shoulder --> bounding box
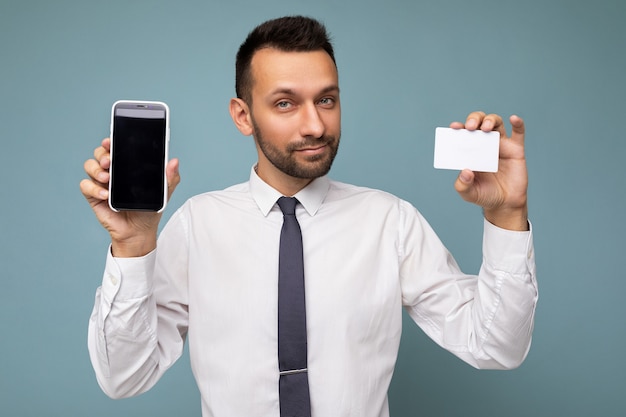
[175,181,255,214]
[322,180,430,239]
[325,179,421,221]
[327,179,407,206]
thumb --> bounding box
[166,158,181,201]
[454,169,477,203]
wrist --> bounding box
[111,234,157,258]
[484,206,529,231]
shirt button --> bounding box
[109,275,119,286]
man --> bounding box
[81,16,537,417]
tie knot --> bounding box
[277,197,298,216]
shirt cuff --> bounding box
[482,219,534,274]
[101,245,156,303]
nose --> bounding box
[299,102,325,139]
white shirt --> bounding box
[88,168,538,417]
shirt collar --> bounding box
[249,166,330,217]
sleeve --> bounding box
[399,201,538,370]
[87,206,190,398]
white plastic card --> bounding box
[433,127,500,172]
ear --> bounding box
[229,98,254,136]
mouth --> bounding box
[296,144,327,152]
[294,144,329,158]
[294,143,328,156]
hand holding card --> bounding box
[439,112,529,231]
[433,127,500,172]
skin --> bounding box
[80,48,528,258]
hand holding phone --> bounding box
[109,100,170,212]
[79,100,178,257]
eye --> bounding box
[318,97,336,107]
[276,100,293,110]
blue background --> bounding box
[1,0,624,415]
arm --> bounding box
[86,213,190,398]
[402,113,536,368]
[81,138,186,397]
[400,204,537,369]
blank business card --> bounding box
[433,127,500,173]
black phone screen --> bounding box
[110,107,167,211]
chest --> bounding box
[185,206,402,340]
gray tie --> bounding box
[277,197,311,417]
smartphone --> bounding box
[109,100,170,212]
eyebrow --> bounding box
[269,85,340,97]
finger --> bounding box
[94,139,110,158]
[79,178,108,201]
[464,111,486,130]
[100,138,112,169]
[166,158,181,200]
[94,145,111,170]
[509,114,525,146]
[453,169,478,203]
[84,158,109,184]
[480,113,505,135]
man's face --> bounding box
[248,48,341,181]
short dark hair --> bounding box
[235,16,336,103]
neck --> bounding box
[254,164,313,197]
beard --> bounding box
[251,115,340,180]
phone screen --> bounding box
[110,102,168,211]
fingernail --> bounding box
[466,119,477,129]
[99,189,108,198]
[460,171,472,183]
